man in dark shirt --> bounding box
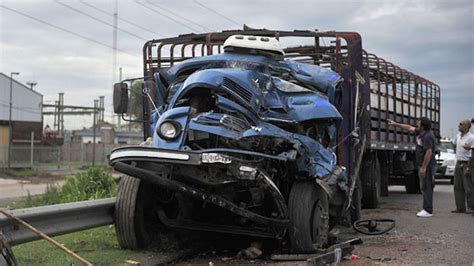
[387,117,436,217]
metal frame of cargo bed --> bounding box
[363,52,440,151]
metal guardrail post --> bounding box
[0,198,115,246]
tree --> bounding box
[128,80,144,121]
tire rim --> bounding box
[310,199,327,248]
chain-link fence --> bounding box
[0,143,122,170]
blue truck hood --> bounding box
[166,58,342,123]
[163,52,342,101]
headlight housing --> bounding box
[157,120,181,140]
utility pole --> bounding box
[8,72,20,169]
[53,100,58,131]
[112,0,118,82]
[58,93,64,136]
[92,99,98,166]
[118,67,122,128]
[99,96,105,122]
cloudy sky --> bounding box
[0,0,472,136]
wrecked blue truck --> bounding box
[109,28,440,253]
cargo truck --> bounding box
[109,27,440,251]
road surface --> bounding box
[173,181,474,264]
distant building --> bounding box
[71,122,143,144]
[0,73,43,164]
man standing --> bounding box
[451,119,474,214]
[387,117,436,217]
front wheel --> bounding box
[115,175,160,249]
[288,181,329,253]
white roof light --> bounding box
[223,35,284,55]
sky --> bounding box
[0,0,473,137]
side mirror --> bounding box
[113,83,128,114]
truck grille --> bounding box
[194,113,251,132]
[222,77,253,104]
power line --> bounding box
[0,4,140,58]
[134,0,202,33]
[0,102,42,115]
[55,0,148,41]
[79,0,165,37]
[193,0,241,27]
[145,0,215,32]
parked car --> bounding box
[436,139,456,184]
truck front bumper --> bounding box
[109,145,290,166]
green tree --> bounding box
[128,80,144,121]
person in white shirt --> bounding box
[452,119,474,214]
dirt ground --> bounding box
[173,180,474,265]
[0,169,75,207]
[348,181,474,265]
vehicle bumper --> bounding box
[109,145,290,166]
[435,165,454,178]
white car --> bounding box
[436,139,456,184]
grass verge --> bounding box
[12,225,158,265]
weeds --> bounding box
[13,166,117,208]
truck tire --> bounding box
[378,152,390,197]
[405,171,420,194]
[115,175,158,249]
[350,177,362,223]
[360,153,381,209]
[289,181,329,253]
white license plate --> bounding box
[201,153,232,164]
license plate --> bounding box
[201,153,232,164]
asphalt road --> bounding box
[175,181,474,265]
[349,181,474,264]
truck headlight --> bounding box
[157,120,181,140]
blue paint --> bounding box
[149,51,345,179]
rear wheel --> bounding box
[350,177,362,223]
[378,152,390,197]
[288,181,329,253]
[361,153,381,209]
[115,175,160,249]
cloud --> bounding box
[1,0,472,134]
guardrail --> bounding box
[0,198,115,246]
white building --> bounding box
[0,73,43,165]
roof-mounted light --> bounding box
[223,35,284,56]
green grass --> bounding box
[0,168,40,178]
[8,166,162,264]
[12,225,157,265]
[11,166,117,209]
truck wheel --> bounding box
[361,153,381,209]
[378,152,389,197]
[405,171,420,194]
[288,181,329,253]
[350,177,362,223]
[115,175,158,249]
